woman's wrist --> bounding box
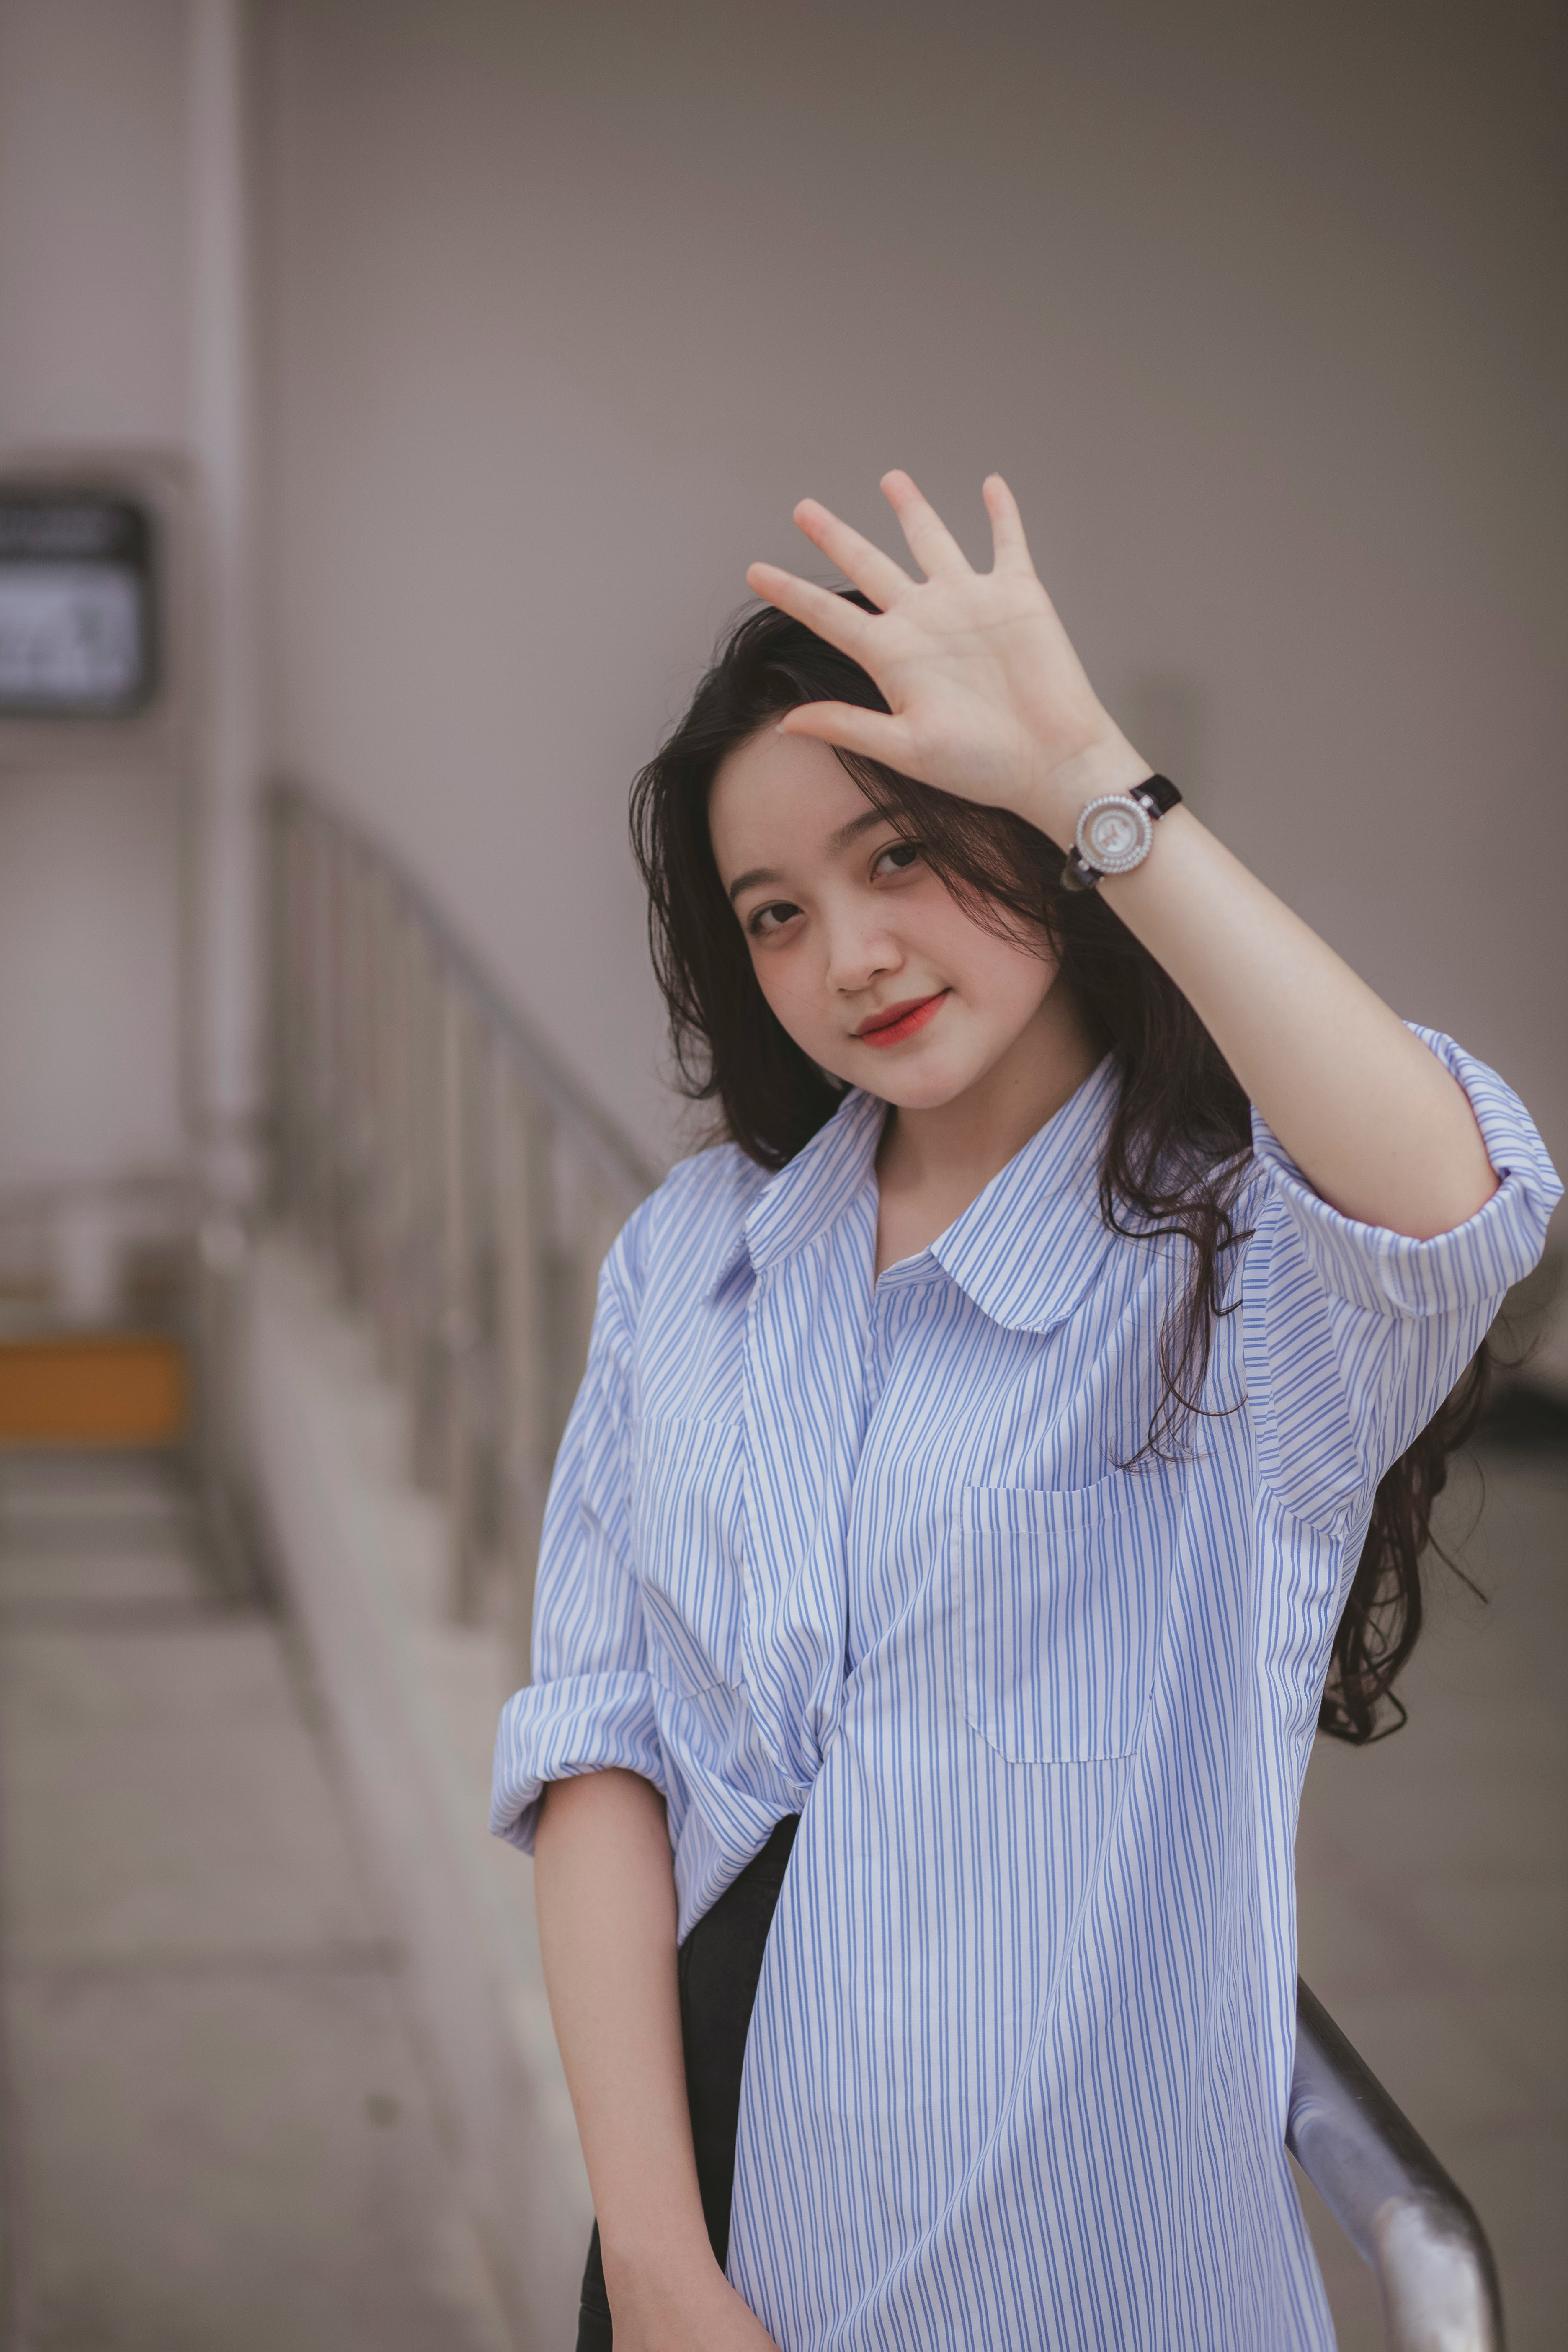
[601,2212,719,2290]
[602,2227,743,2344]
[1019,730,1155,849]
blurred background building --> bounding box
[0,3,1562,2348]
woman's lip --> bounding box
[855,991,948,1047]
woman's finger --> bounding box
[879,470,972,579]
[744,562,880,657]
[791,498,913,610]
[983,473,1035,575]
[776,699,910,767]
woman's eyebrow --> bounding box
[829,808,887,853]
[727,865,782,903]
[726,812,889,903]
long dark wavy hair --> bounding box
[629,592,1493,1743]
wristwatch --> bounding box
[1061,774,1183,891]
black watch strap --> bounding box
[1131,773,1182,820]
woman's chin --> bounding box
[851,1052,985,1112]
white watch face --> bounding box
[1080,796,1152,873]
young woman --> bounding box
[492,472,1558,2352]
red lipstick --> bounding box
[855,991,948,1048]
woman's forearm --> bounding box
[533,1770,712,2289]
[535,1775,784,2349]
[1061,778,1498,1239]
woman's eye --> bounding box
[874,840,923,877]
[748,900,800,938]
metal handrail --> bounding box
[266,779,655,1659]
[1290,1978,1506,2349]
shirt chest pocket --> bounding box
[961,1471,1180,1764]
[632,1410,747,1697]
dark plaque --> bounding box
[0,494,156,716]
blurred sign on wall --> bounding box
[0,450,200,1358]
[0,450,195,776]
[0,491,157,717]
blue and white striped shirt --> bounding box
[492,1030,1558,2349]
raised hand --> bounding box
[744,471,1150,847]
[748,470,1500,1240]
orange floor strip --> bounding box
[0,1334,188,1446]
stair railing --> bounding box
[266,778,655,1655]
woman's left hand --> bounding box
[745,471,1147,846]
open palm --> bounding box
[744,472,1141,839]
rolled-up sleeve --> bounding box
[1243,1026,1562,1528]
[490,1201,666,1854]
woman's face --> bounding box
[709,726,1071,1112]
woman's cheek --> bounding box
[755,957,826,1056]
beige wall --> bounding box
[0,0,191,1207]
[257,0,1567,1184]
[0,0,191,444]
[0,0,1560,1203]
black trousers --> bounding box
[575,1814,799,2349]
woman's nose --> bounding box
[824,909,901,996]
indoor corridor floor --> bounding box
[0,1451,511,2352]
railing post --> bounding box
[442,992,490,1621]
[338,834,374,1311]
[304,800,335,1256]
[495,1068,555,1682]
[265,789,294,1220]
[328,820,360,1300]
[381,895,420,1396]
[407,925,447,1493]
[360,861,394,1367]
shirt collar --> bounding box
[928,1053,1122,1333]
[702,1086,883,1302]
[706,1057,1121,1333]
